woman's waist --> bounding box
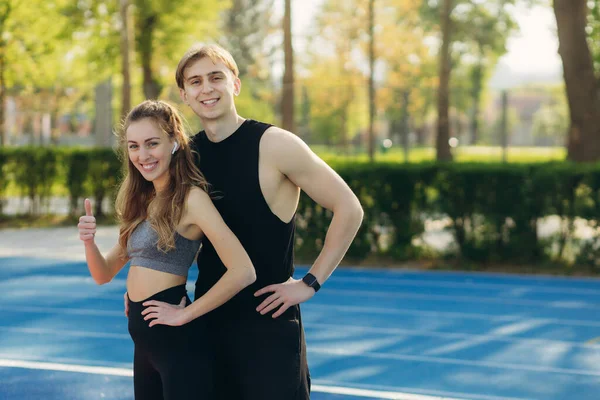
[127,266,188,302]
[127,283,189,315]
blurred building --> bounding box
[3,88,109,147]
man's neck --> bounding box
[202,113,246,143]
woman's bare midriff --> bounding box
[127,266,187,301]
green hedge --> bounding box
[299,160,600,270]
[1,147,123,217]
[1,147,600,269]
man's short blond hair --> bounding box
[175,44,239,89]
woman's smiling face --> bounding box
[126,117,175,191]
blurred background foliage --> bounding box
[1,0,591,159]
[3,0,600,271]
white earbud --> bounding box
[171,142,179,154]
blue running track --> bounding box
[1,256,599,400]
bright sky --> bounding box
[499,4,562,75]
[287,0,562,77]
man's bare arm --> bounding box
[263,127,363,285]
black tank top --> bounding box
[191,120,296,320]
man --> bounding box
[138,44,363,399]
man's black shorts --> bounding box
[201,304,310,400]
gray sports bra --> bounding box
[127,220,201,277]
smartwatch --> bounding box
[302,273,321,293]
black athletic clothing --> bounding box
[210,305,310,400]
[127,285,215,400]
[192,120,296,319]
[191,120,311,399]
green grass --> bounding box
[0,213,116,229]
[311,145,566,163]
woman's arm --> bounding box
[78,198,129,285]
[142,188,255,326]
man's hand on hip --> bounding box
[254,277,315,318]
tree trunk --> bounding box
[414,126,426,146]
[138,13,161,99]
[281,0,295,132]
[300,85,310,141]
[120,0,133,120]
[436,0,453,161]
[400,90,410,163]
[225,0,249,78]
[367,0,376,161]
[500,90,508,162]
[469,56,483,145]
[0,48,5,147]
[95,79,113,147]
[340,110,348,151]
[0,2,11,147]
[554,0,600,162]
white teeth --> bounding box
[202,99,217,105]
[142,162,157,171]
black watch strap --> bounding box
[302,273,321,293]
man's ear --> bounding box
[179,88,188,104]
[234,77,241,96]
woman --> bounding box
[77,100,255,400]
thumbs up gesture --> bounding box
[78,198,96,243]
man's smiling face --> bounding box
[180,57,241,121]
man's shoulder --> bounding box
[243,119,274,135]
[260,126,310,164]
[262,126,299,144]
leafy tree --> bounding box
[531,98,568,146]
[586,0,600,70]
[133,0,224,99]
[301,0,369,147]
[65,0,224,99]
[0,0,70,145]
[554,0,600,161]
[421,0,531,159]
[367,0,375,160]
[377,0,437,148]
[455,4,517,144]
[214,0,276,126]
[220,0,275,79]
[300,58,367,147]
[435,0,454,161]
[120,0,133,119]
[281,0,295,132]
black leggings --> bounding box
[128,284,214,400]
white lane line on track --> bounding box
[2,328,598,377]
[3,303,600,328]
[3,324,599,350]
[311,347,600,377]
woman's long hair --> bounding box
[115,100,208,257]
